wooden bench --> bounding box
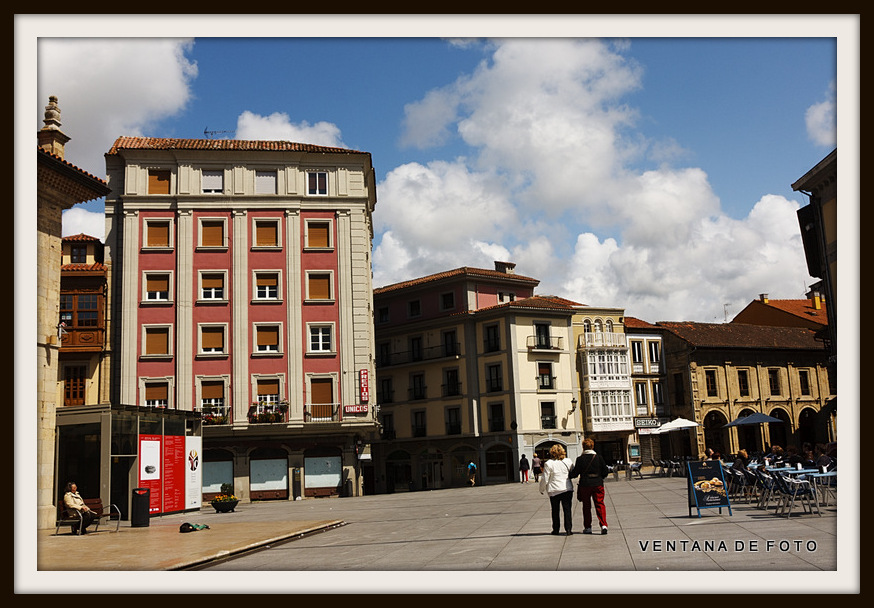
[55,498,121,535]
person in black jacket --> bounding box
[569,438,611,534]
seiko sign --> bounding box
[634,417,663,429]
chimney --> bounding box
[759,293,769,303]
[812,293,822,310]
[494,261,516,274]
[37,95,70,160]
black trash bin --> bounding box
[131,487,150,527]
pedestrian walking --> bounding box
[532,454,542,482]
[539,444,575,535]
[569,438,610,535]
[519,454,530,483]
[467,460,477,486]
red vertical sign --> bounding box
[359,369,369,403]
[163,435,185,513]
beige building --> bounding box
[36,96,110,528]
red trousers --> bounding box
[577,485,608,529]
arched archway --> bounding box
[798,407,819,449]
[203,448,235,500]
[303,446,342,498]
[249,446,289,500]
[386,449,411,493]
[417,448,444,490]
[485,443,514,482]
[703,410,729,458]
[767,408,791,450]
[734,408,761,455]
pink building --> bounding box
[104,137,379,500]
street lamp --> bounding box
[571,397,578,412]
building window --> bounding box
[199,325,226,355]
[306,272,333,301]
[309,377,335,421]
[254,272,280,301]
[488,403,505,432]
[737,369,750,397]
[200,272,225,301]
[534,323,551,348]
[378,377,394,404]
[70,244,87,264]
[144,219,172,248]
[768,369,781,396]
[705,369,718,397]
[443,368,461,397]
[307,171,328,196]
[144,382,169,407]
[442,330,458,357]
[652,381,664,413]
[60,293,100,327]
[412,410,426,437]
[381,412,395,439]
[484,324,500,352]
[255,170,277,195]
[201,170,223,194]
[308,325,334,354]
[648,341,660,364]
[410,373,426,400]
[305,220,332,249]
[199,218,226,248]
[255,324,281,354]
[540,402,556,429]
[63,365,87,406]
[635,381,648,415]
[253,219,280,248]
[200,381,227,421]
[377,342,391,367]
[631,340,643,364]
[377,307,389,324]
[408,299,421,318]
[441,291,455,311]
[143,326,171,357]
[144,273,171,302]
[799,369,811,396]
[673,373,685,405]
[498,292,515,302]
[486,364,503,392]
[538,362,554,390]
[446,407,461,435]
[409,336,423,362]
[256,379,281,410]
[148,169,170,195]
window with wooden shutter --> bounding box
[256,326,279,352]
[255,221,278,247]
[255,273,279,299]
[201,381,223,400]
[307,222,330,248]
[201,326,224,353]
[145,383,169,407]
[148,170,171,194]
[309,378,334,420]
[255,170,276,194]
[145,327,169,355]
[201,220,224,247]
[146,221,170,247]
[257,379,280,406]
[308,273,331,300]
[146,274,170,300]
[201,273,224,299]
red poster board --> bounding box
[163,434,186,513]
[138,434,163,513]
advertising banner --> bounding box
[138,434,162,513]
[185,436,203,509]
[686,460,732,517]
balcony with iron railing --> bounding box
[527,334,563,351]
[408,386,428,401]
[200,403,232,426]
[377,343,462,368]
[579,332,627,349]
[248,401,289,424]
[442,382,463,397]
[445,422,462,435]
[305,402,340,422]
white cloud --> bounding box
[805,81,837,147]
[61,207,106,242]
[37,38,198,176]
[235,111,347,148]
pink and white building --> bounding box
[104,137,379,500]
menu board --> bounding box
[686,460,732,517]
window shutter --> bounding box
[201,221,224,247]
[145,328,169,354]
[257,379,279,396]
[310,378,333,404]
[202,170,223,192]
[256,274,278,287]
[148,170,170,194]
[146,275,169,293]
[201,327,224,350]
[202,274,223,289]
[201,381,223,400]
[147,222,170,247]
[257,326,279,348]
[255,221,278,246]
[145,383,168,401]
[255,171,276,194]
[308,222,330,248]
[308,274,331,300]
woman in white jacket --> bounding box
[539,444,575,535]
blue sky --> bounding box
[20,15,857,324]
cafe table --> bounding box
[807,471,837,506]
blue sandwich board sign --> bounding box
[687,460,732,517]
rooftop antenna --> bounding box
[204,127,235,139]
[723,303,731,322]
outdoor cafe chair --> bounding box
[771,470,821,518]
[752,468,777,509]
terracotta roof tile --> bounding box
[657,321,824,350]
[38,147,108,186]
[106,136,369,156]
[624,316,657,329]
[62,263,107,272]
[63,233,102,242]
[374,266,539,294]
[472,295,583,315]
[762,298,828,324]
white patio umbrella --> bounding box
[655,417,699,433]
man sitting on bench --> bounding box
[63,482,96,535]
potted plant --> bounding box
[210,483,239,513]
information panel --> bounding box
[686,460,732,517]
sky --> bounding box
[14,14,860,594]
[20,16,856,326]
